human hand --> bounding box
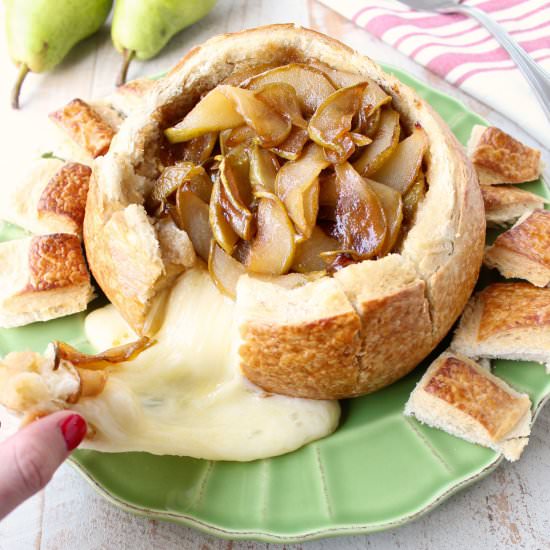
[0,411,87,520]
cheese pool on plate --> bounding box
[81,268,340,461]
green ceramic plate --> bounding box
[1,66,548,543]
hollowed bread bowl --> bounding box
[84,24,485,399]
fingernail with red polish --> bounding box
[59,414,87,451]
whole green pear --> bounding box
[4,0,113,108]
[111,0,217,85]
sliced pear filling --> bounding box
[157,63,427,294]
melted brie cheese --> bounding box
[81,268,339,461]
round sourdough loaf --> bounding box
[84,24,485,399]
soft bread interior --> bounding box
[404,351,531,461]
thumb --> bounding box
[0,411,87,520]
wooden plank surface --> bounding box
[0,1,549,548]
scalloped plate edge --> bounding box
[64,65,549,542]
[68,391,549,543]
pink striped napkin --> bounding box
[317,0,550,146]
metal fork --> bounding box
[400,0,550,125]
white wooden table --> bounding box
[1,1,549,548]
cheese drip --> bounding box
[80,268,339,461]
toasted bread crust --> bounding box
[37,163,91,235]
[84,24,484,398]
[477,283,550,341]
[49,99,115,158]
[481,184,546,226]
[484,210,550,286]
[470,126,541,184]
[240,311,361,399]
[355,280,432,393]
[424,355,530,440]
[27,234,89,292]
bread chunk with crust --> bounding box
[484,209,550,287]
[49,98,115,159]
[467,125,542,185]
[452,282,550,370]
[0,234,94,328]
[405,351,531,461]
[481,185,547,227]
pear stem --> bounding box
[11,64,30,110]
[116,49,135,87]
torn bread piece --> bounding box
[481,184,547,227]
[404,351,531,461]
[0,234,94,328]
[484,209,550,287]
[0,338,150,425]
[1,158,91,237]
[467,125,542,185]
[49,98,116,159]
[452,282,550,370]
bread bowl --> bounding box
[83,24,485,400]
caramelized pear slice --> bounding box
[245,191,295,275]
[208,240,246,299]
[360,108,381,138]
[174,189,212,261]
[219,155,254,240]
[53,338,153,371]
[334,163,387,259]
[249,142,279,193]
[256,83,307,129]
[165,89,245,142]
[151,162,212,206]
[353,108,400,176]
[220,63,280,86]
[226,125,257,148]
[361,79,392,115]
[270,126,309,161]
[209,178,239,254]
[309,60,391,114]
[371,126,428,194]
[403,171,426,225]
[368,179,403,255]
[350,133,373,147]
[181,132,218,164]
[218,85,291,148]
[323,134,356,164]
[308,83,367,160]
[319,170,337,207]
[292,226,340,273]
[244,63,335,116]
[275,143,330,238]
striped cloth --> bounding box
[318,0,550,146]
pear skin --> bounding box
[111,0,216,86]
[4,0,112,108]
